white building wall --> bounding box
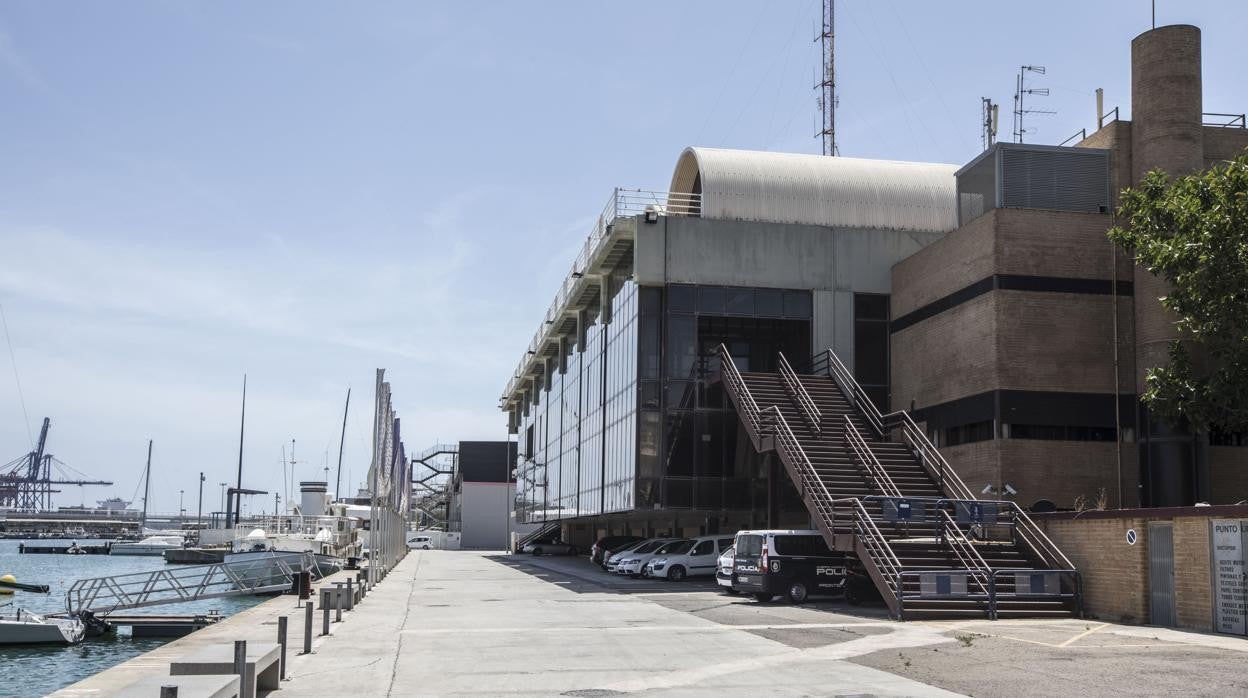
[459,482,514,549]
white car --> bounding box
[616,539,690,577]
[716,545,737,593]
[605,538,674,573]
[645,535,735,581]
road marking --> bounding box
[1058,622,1109,647]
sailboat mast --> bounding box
[140,439,152,532]
[335,387,350,500]
[234,374,247,526]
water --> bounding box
[0,539,262,697]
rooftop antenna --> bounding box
[982,98,999,150]
[815,0,838,155]
[1012,65,1055,143]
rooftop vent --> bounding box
[955,143,1110,226]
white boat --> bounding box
[224,482,362,583]
[0,610,84,645]
[110,535,185,556]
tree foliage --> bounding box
[1108,152,1248,433]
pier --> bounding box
[18,543,112,555]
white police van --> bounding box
[731,529,849,603]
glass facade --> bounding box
[514,281,812,526]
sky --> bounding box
[0,1,1244,515]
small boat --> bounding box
[110,535,185,556]
[0,610,84,645]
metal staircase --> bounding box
[718,344,1080,620]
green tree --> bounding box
[1108,152,1248,433]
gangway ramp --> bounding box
[65,552,316,614]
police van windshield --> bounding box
[736,534,763,558]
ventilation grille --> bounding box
[1000,147,1109,214]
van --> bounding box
[644,535,735,581]
[731,529,849,603]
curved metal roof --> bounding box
[668,147,958,233]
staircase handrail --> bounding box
[843,416,902,498]
[881,410,978,503]
[813,349,884,435]
[777,352,822,437]
[937,509,994,602]
[833,496,905,598]
[717,344,766,442]
[1006,503,1077,571]
[516,521,561,549]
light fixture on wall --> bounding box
[644,205,660,224]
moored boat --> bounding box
[0,610,84,645]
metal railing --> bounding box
[1203,112,1247,128]
[844,416,901,498]
[777,352,822,436]
[937,509,994,613]
[66,552,316,614]
[717,345,766,443]
[1057,128,1088,147]
[811,349,884,436]
[501,188,703,406]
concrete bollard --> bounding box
[321,589,331,636]
[277,616,288,680]
[346,577,355,610]
[334,583,344,622]
[302,601,314,654]
[233,640,247,688]
[160,686,178,698]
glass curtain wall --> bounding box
[656,284,812,515]
[514,278,640,524]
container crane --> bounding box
[0,418,113,511]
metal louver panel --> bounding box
[999,146,1109,213]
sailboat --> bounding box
[111,440,185,556]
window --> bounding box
[1007,424,1118,442]
[668,285,696,312]
[944,420,995,446]
[736,534,762,557]
[692,540,715,556]
[773,535,833,556]
[524,424,535,459]
[725,288,753,316]
[698,286,725,315]
[754,289,783,317]
[1210,429,1248,447]
[783,291,812,318]
[717,538,734,551]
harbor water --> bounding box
[0,539,262,697]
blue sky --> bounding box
[0,1,1244,515]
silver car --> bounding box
[617,539,691,577]
[606,538,676,573]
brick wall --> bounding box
[1039,515,1148,624]
[1172,516,1212,629]
[891,210,997,318]
[942,440,1126,509]
[996,291,1131,395]
[891,293,997,410]
[1038,506,1248,633]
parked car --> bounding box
[408,535,433,550]
[617,539,691,577]
[716,545,737,593]
[646,535,735,581]
[522,539,579,556]
[605,538,675,573]
[590,535,645,565]
[731,529,850,603]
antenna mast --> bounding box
[982,98,999,150]
[1012,65,1055,143]
[816,0,838,155]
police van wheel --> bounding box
[752,593,775,602]
[787,581,808,604]
[668,566,686,582]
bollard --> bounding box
[277,616,288,680]
[334,583,343,622]
[302,600,314,654]
[321,589,331,636]
[346,577,355,610]
[160,686,178,698]
[233,640,247,690]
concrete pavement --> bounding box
[280,550,962,696]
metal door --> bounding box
[1149,522,1176,627]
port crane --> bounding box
[1,418,113,511]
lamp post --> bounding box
[197,472,205,533]
[179,490,184,525]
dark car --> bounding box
[590,535,645,566]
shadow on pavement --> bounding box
[486,553,894,622]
